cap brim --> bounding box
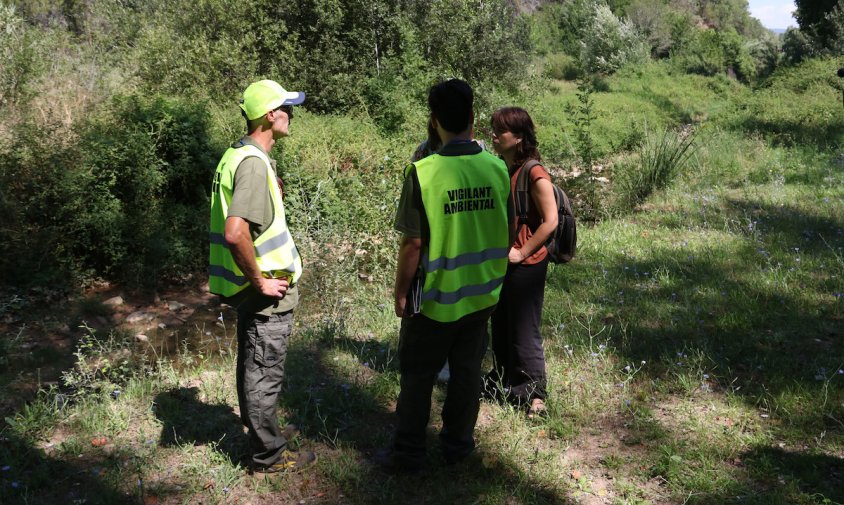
[282,92,305,105]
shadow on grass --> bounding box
[551,193,843,380]
[0,431,133,504]
[546,193,844,453]
[729,116,844,150]
[280,331,571,504]
[696,447,844,505]
[153,387,248,466]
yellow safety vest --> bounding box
[414,150,510,322]
[208,144,302,297]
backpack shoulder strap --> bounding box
[514,159,542,240]
[515,159,542,217]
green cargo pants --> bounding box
[236,310,293,467]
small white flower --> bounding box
[640,361,646,365]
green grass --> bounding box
[2,60,843,504]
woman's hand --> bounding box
[508,247,525,264]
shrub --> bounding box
[782,28,820,65]
[717,57,844,148]
[556,0,598,57]
[626,0,675,57]
[529,2,568,55]
[0,4,43,107]
[0,93,216,287]
[544,52,583,81]
[74,94,217,284]
[673,28,726,77]
[580,3,650,74]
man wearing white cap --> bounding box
[208,80,315,473]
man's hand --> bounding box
[394,294,408,318]
[258,277,289,300]
[508,246,525,264]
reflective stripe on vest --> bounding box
[208,144,303,297]
[414,150,510,322]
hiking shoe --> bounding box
[526,398,547,420]
[373,448,425,476]
[253,450,316,474]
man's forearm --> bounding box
[224,216,263,289]
[394,236,422,300]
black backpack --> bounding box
[514,160,577,263]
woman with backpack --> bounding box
[486,107,558,419]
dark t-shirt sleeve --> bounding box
[394,166,424,238]
[228,156,269,227]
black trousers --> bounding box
[236,310,293,467]
[489,256,549,403]
[392,307,493,464]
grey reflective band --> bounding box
[254,230,290,256]
[423,247,509,272]
[421,276,504,305]
[208,265,246,286]
[278,260,298,275]
[209,232,228,246]
[212,233,299,262]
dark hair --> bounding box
[428,79,473,134]
[426,118,442,152]
[491,107,540,165]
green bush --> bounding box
[0,4,43,107]
[673,28,726,77]
[782,27,820,64]
[544,52,583,81]
[273,111,404,297]
[717,57,844,147]
[129,0,530,115]
[580,3,650,74]
[626,0,676,57]
[672,27,761,82]
[554,0,597,57]
[0,93,216,287]
[76,94,217,284]
[529,2,568,55]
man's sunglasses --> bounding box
[274,104,294,119]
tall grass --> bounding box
[612,127,696,212]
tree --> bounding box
[795,0,841,48]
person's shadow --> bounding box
[153,387,248,465]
